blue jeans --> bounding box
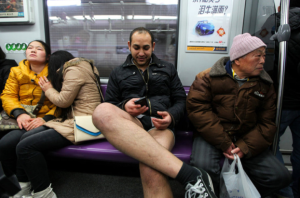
[276,109,300,198]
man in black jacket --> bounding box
[274,1,300,197]
[93,27,217,198]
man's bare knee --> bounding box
[92,103,118,130]
[92,103,142,132]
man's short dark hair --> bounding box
[129,27,155,46]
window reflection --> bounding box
[47,0,178,77]
[243,0,276,72]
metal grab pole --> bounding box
[272,0,290,155]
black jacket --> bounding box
[274,7,300,109]
[0,59,17,111]
[105,54,186,127]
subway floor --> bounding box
[48,158,185,198]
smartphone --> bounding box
[134,96,148,107]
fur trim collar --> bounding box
[209,57,273,84]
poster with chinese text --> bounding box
[186,0,233,53]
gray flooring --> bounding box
[48,158,185,198]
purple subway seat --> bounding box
[184,86,190,95]
[48,85,193,164]
[100,84,107,98]
[48,130,193,164]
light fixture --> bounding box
[47,0,81,6]
[126,15,177,20]
[49,16,59,20]
[94,15,122,20]
[127,15,152,20]
[146,0,177,5]
[73,16,91,20]
[154,16,177,20]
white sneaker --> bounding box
[185,167,217,198]
[9,182,31,198]
[21,184,57,198]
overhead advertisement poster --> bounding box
[186,0,233,53]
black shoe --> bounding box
[185,167,217,198]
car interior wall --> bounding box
[274,0,280,11]
[0,0,46,64]
[0,0,281,79]
[177,0,246,86]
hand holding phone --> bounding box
[134,96,148,107]
[125,98,149,117]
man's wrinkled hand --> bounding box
[124,98,148,117]
[223,143,236,159]
[152,111,172,130]
[230,147,244,159]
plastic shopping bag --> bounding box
[219,158,230,198]
[221,154,261,198]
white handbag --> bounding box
[73,109,105,143]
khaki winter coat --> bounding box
[44,58,101,143]
[186,57,276,158]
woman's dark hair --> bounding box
[48,50,75,121]
[24,40,51,64]
[0,46,6,59]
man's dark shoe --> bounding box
[185,168,217,198]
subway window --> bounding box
[46,0,179,77]
[243,0,276,72]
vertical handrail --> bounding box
[272,0,290,155]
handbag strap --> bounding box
[89,63,104,102]
[32,91,45,115]
[71,105,76,120]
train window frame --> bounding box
[43,0,180,80]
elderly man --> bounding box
[186,33,291,197]
[93,27,217,198]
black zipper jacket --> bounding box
[105,53,186,127]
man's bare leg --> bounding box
[92,103,182,178]
[140,128,174,198]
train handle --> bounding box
[272,0,291,155]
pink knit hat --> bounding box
[230,33,267,61]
